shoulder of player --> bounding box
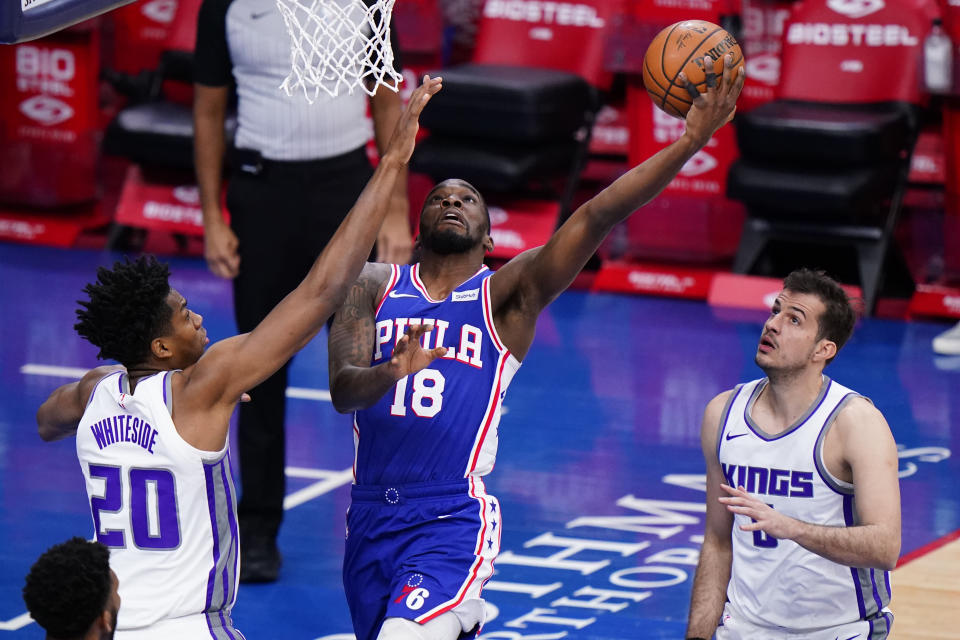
[76,366,125,403]
[173,336,244,404]
[832,395,889,437]
[349,262,394,308]
[703,389,736,425]
[488,248,542,307]
[700,389,736,453]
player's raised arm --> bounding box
[186,77,442,407]
[491,55,743,328]
[686,391,736,640]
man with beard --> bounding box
[327,55,743,640]
[34,77,442,639]
[23,537,122,640]
[685,269,900,640]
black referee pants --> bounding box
[226,146,374,543]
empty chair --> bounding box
[727,0,937,313]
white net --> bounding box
[275,0,403,101]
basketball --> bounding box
[642,20,744,119]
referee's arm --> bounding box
[193,0,238,278]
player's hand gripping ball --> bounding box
[642,20,744,118]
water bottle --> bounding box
[925,18,953,94]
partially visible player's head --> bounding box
[75,256,207,369]
[417,179,493,256]
[23,537,121,640]
[756,268,857,375]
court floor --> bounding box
[0,242,957,639]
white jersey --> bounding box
[76,371,240,638]
[717,376,892,632]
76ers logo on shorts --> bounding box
[394,573,430,610]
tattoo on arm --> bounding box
[329,268,385,373]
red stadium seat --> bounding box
[726,0,938,313]
[411,0,624,237]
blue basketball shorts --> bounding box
[343,477,501,640]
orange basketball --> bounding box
[642,20,744,119]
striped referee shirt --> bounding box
[194,0,402,161]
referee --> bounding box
[192,0,412,583]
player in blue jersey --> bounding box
[685,269,901,640]
[328,55,745,640]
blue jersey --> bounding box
[353,263,521,486]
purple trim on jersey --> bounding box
[219,459,239,611]
[743,378,833,441]
[118,373,124,393]
[844,494,868,619]
[715,384,743,459]
[869,569,884,619]
[226,452,240,607]
[86,371,122,407]
[217,607,233,639]
[202,457,238,640]
[216,460,237,640]
[203,462,221,615]
[812,393,857,496]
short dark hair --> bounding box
[782,268,857,365]
[74,256,172,367]
[23,537,112,638]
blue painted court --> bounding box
[0,242,957,638]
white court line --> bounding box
[0,612,33,631]
[285,387,332,402]
[20,363,89,378]
[284,467,353,510]
[21,364,332,402]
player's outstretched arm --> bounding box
[184,77,442,410]
[719,398,901,570]
[686,391,736,640]
[491,55,744,336]
[328,264,448,413]
[36,366,125,441]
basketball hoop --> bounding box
[275,0,404,102]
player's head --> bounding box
[417,179,493,256]
[756,268,857,374]
[74,256,208,370]
[23,537,121,640]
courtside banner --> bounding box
[908,285,960,319]
[0,206,108,246]
[487,199,560,260]
[709,273,861,310]
[114,165,208,236]
[592,261,715,299]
